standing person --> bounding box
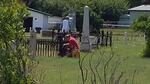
[64,34,80,58]
[62,16,70,32]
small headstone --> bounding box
[124,32,128,45]
[89,36,98,48]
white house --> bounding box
[128,5,150,25]
[24,8,51,32]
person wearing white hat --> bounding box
[62,16,70,32]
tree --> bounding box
[0,0,34,83]
[127,0,150,7]
[26,0,129,32]
[127,0,141,7]
[131,15,150,57]
[98,0,129,21]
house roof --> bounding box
[28,8,51,16]
[128,5,150,12]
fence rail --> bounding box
[26,30,113,57]
[96,30,112,47]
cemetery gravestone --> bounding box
[81,6,91,52]
[124,32,128,45]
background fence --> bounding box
[36,39,58,57]
[26,30,113,57]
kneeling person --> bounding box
[64,34,80,58]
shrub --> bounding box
[131,15,150,57]
[0,0,34,83]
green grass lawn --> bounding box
[32,28,150,84]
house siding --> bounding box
[29,11,44,30]
[130,11,150,24]
[43,15,49,31]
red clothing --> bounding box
[68,36,80,50]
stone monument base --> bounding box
[80,42,92,52]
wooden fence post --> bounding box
[79,32,82,42]
[110,31,112,46]
[96,30,100,48]
[57,32,64,57]
[52,29,55,42]
[101,30,104,46]
[29,28,36,58]
[106,31,109,46]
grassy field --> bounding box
[32,28,150,84]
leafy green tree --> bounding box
[98,0,129,21]
[127,0,141,7]
[26,0,129,32]
[127,0,150,7]
[131,15,150,57]
[0,0,34,83]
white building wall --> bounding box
[29,11,44,30]
[130,11,150,24]
[43,15,49,31]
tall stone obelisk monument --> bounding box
[81,6,91,52]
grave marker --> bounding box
[81,6,91,52]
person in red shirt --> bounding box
[64,34,80,58]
